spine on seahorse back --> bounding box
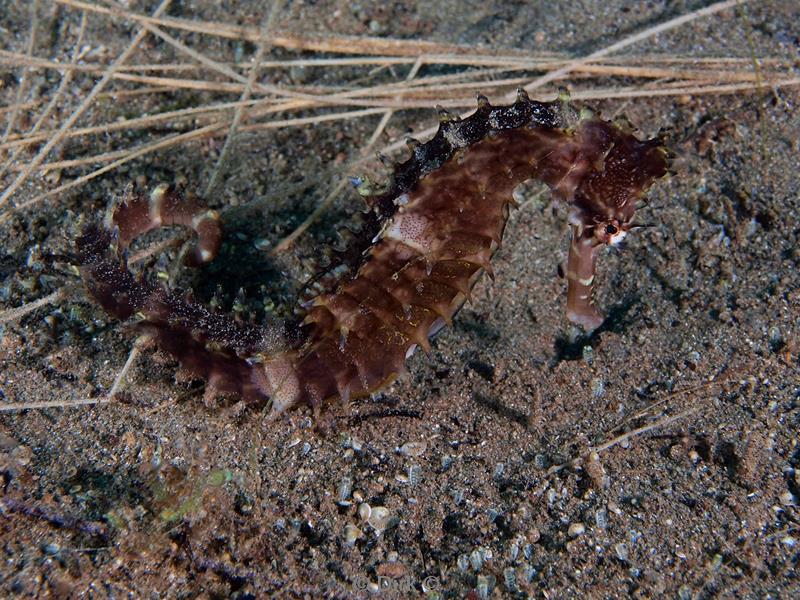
[76,93,667,415]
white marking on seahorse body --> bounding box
[192,209,220,229]
[384,211,435,254]
[262,355,301,413]
[149,184,168,226]
[608,230,627,245]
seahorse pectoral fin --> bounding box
[565,224,604,331]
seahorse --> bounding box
[76,92,669,415]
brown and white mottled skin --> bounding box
[77,93,668,416]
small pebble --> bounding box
[407,464,422,486]
[523,543,534,560]
[337,477,353,505]
[595,508,608,530]
[457,554,470,572]
[615,542,629,562]
[678,585,693,600]
[508,545,519,563]
[568,522,585,537]
[289,64,308,83]
[521,564,536,583]
[582,345,594,365]
[503,567,517,592]
[397,441,427,457]
[344,524,362,545]
[470,548,484,571]
[476,574,491,599]
[367,506,393,533]
[768,326,783,350]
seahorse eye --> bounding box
[604,221,628,246]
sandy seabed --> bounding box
[1,1,798,597]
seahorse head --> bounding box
[572,120,668,244]
[564,120,669,330]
